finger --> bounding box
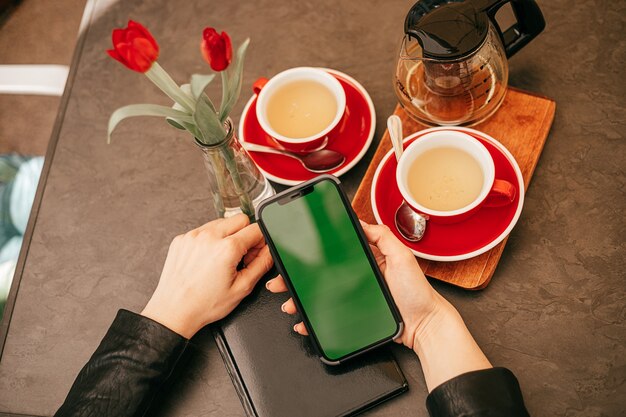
[360,220,409,257]
[211,213,250,237]
[196,217,224,232]
[265,274,289,293]
[293,322,309,336]
[243,243,264,266]
[369,243,386,271]
[369,243,383,259]
[234,245,273,294]
[281,298,298,314]
[243,233,268,264]
[230,223,264,252]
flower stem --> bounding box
[207,151,226,218]
[220,144,254,219]
[220,70,230,120]
[145,62,195,113]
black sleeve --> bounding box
[426,367,530,417]
[55,309,188,417]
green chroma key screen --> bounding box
[261,180,398,361]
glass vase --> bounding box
[195,119,274,219]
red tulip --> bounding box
[201,28,232,72]
[107,20,159,73]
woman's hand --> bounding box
[266,220,443,349]
[266,219,491,391]
[141,214,273,338]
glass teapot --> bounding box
[394,0,545,126]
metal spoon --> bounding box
[387,115,427,242]
[269,136,329,153]
[242,142,346,173]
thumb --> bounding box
[234,245,273,295]
[360,220,410,258]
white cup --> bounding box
[254,67,346,152]
[396,130,516,223]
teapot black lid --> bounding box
[405,0,489,60]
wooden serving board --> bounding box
[352,87,556,289]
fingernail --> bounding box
[265,280,271,289]
[281,303,286,312]
[293,324,299,332]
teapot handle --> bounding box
[483,0,545,58]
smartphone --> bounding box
[257,175,403,365]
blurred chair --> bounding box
[0,64,65,317]
[0,64,69,96]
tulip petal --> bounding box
[144,30,159,52]
[222,31,232,64]
[203,27,218,41]
[106,48,124,64]
[201,28,232,72]
[129,19,157,48]
[134,55,152,72]
[134,37,158,61]
[115,43,141,72]
[107,20,159,73]
[200,39,212,66]
[126,27,144,43]
[112,28,125,45]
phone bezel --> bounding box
[256,174,404,365]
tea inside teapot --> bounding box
[394,0,545,126]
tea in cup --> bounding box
[396,130,516,224]
[254,67,346,152]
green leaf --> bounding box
[107,104,193,143]
[194,95,227,144]
[180,83,192,98]
[188,79,218,114]
[219,38,250,122]
[166,119,186,130]
[191,74,216,100]
[171,87,193,113]
[167,89,196,133]
[165,87,203,138]
[145,62,195,112]
[168,117,202,138]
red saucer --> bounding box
[371,127,525,262]
[239,69,375,185]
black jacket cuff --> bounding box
[426,367,529,417]
[55,309,189,416]
[112,309,188,342]
[102,309,189,365]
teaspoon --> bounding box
[387,115,428,242]
[242,142,346,173]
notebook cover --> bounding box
[212,271,409,417]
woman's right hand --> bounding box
[266,220,492,391]
[266,220,448,350]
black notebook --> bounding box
[212,272,408,417]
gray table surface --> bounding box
[0,0,624,416]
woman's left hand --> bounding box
[141,214,274,338]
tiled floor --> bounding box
[0,0,86,155]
